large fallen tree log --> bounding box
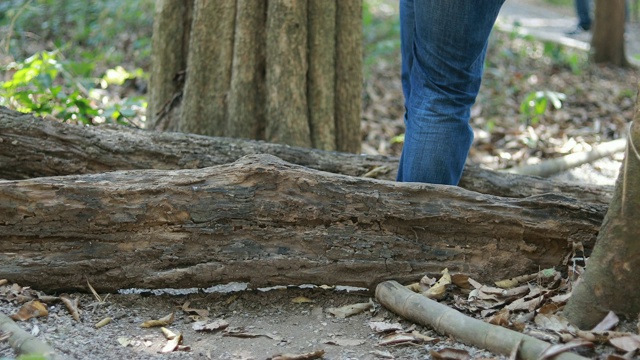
[0,106,612,204]
[0,154,604,293]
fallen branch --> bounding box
[0,106,612,204]
[375,280,589,360]
[504,138,626,177]
[0,314,58,359]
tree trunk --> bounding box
[0,106,613,205]
[0,154,603,293]
[563,86,640,329]
[227,0,267,140]
[178,0,236,136]
[591,0,630,67]
[147,0,363,152]
[146,0,193,132]
[265,0,311,147]
[335,0,363,153]
[307,0,336,151]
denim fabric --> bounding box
[575,0,591,30]
[397,0,504,185]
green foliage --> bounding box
[0,0,154,67]
[542,42,583,74]
[1,51,146,125]
[520,90,566,125]
[363,0,401,68]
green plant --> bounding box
[1,50,146,125]
[542,42,585,74]
[520,90,566,125]
[0,0,154,68]
[363,0,401,68]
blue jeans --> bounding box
[575,0,591,30]
[397,0,504,185]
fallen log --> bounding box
[505,138,626,177]
[0,154,604,293]
[0,106,613,204]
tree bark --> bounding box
[227,0,267,140]
[0,106,613,205]
[307,0,336,151]
[148,0,362,151]
[591,0,630,67]
[0,154,603,293]
[265,0,311,148]
[147,0,193,132]
[335,0,363,153]
[178,0,236,136]
[563,86,640,329]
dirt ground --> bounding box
[0,283,505,360]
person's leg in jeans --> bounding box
[575,0,591,30]
[397,0,505,185]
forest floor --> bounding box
[1,1,640,360]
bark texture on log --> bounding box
[0,107,613,205]
[0,154,604,293]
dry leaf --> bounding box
[420,274,437,287]
[10,300,49,321]
[507,295,544,312]
[410,330,438,343]
[161,327,178,340]
[592,311,620,331]
[323,338,365,346]
[223,329,282,341]
[450,273,471,289]
[495,273,537,288]
[0,279,8,286]
[423,269,451,299]
[609,335,640,352]
[192,319,229,332]
[327,301,373,318]
[160,332,182,353]
[140,312,175,328]
[181,301,210,318]
[429,347,470,360]
[117,337,131,347]
[376,333,416,346]
[370,349,395,359]
[406,283,427,293]
[534,313,574,333]
[291,296,314,304]
[538,339,592,359]
[95,317,112,329]
[488,307,510,326]
[268,349,325,360]
[61,296,80,321]
[368,321,403,333]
